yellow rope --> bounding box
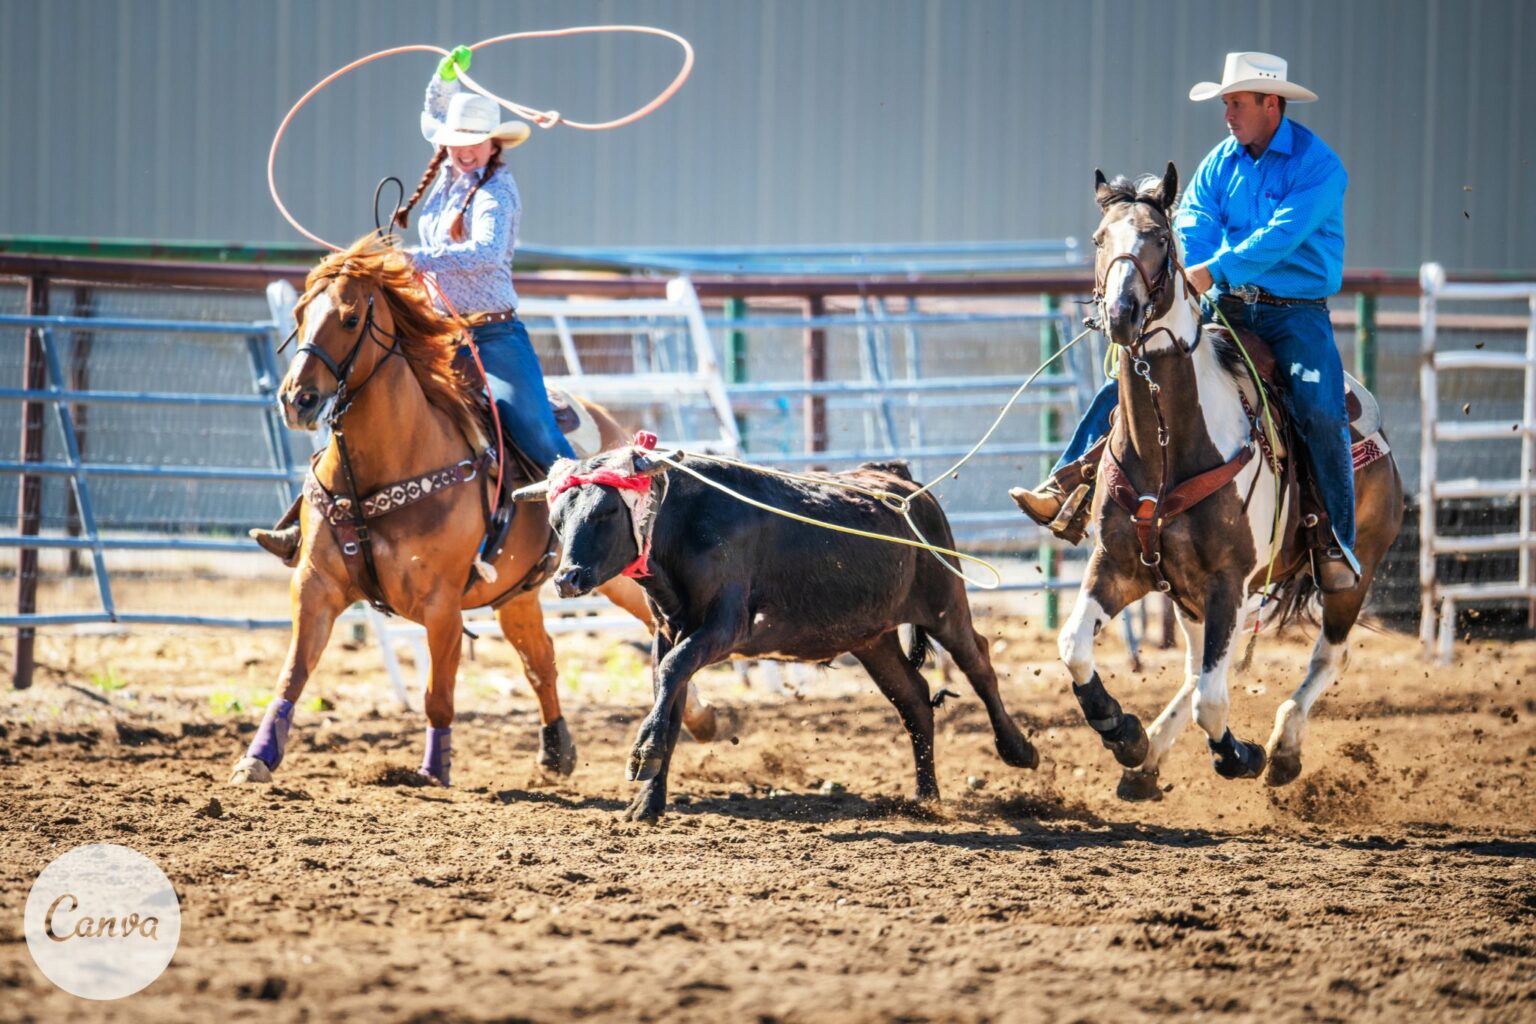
[651,451,1005,589]
[650,323,1097,589]
[1209,300,1286,606]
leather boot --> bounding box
[1009,461,1095,546]
[249,524,301,567]
[1010,479,1069,527]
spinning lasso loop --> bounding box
[644,324,1097,591]
[268,27,695,251]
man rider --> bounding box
[1010,52,1360,592]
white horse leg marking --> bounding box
[1265,631,1349,784]
[1115,610,1204,801]
[1192,608,1247,742]
[1141,614,1205,771]
[1061,586,1149,769]
[1193,603,1269,779]
[1058,589,1109,685]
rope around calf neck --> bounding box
[646,323,1096,590]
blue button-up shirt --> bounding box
[408,77,522,314]
[1175,117,1347,300]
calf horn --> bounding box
[511,481,550,502]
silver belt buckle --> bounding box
[1234,284,1261,306]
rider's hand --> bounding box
[437,45,472,81]
[1188,262,1215,296]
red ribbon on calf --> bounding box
[545,432,663,578]
[547,468,653,503]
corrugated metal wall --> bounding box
[1,0,1530,270]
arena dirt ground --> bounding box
[0,604,1533,1023]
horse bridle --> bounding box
[293,292,408,424]
[291,285,407,613]
[1092,199,1259,605]
[1090,198,1195,358]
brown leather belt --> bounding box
[1221,286,1327,308]
[467,308,518,327]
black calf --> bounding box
[528,447,1038,822]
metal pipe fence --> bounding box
[2,244,1512,690]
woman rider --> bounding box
[252,46,575,563]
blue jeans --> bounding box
[1051,298,1356,550]
[467,318,575,472]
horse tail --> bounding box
[1268,572,1321,634]
[906,625,930,670]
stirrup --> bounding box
[1313,546,1360,593]
[1049,483,1091,535]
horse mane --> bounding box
[305,235,488,449]
[1098,173,1170,209]
[1205,328,1255,385]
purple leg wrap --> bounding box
[420,726,452,786]
[247,698,296,770]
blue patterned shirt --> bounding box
[1175,117,1347,300]
[408,77,521,313]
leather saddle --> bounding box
[1208,323,1375,436]
[449,352,605,600]
[450,351,604,478]
[1196,323,1388,550]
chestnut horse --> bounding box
[228,236,716,787]
[1056,166,1403,800]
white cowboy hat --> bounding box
[1189,52,1318,103]
[427,92,531,150]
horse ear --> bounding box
[1158,161,1179,211]
[1094,169,1114,209]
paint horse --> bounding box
[1056,165,1403,799]
[228,236,716,787]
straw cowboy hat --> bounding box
[1189,52,1318,103]
[427,92,531,150]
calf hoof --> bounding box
[1100,713,1150,768]
[996,731,1040,770]
[537,718,577,776]
[622,786,666,824]
[626,745,664,783]
[1209,730,1266,780]
[1265,749,1303,787]
[1116,767,1163,802]
[228,756,273,785]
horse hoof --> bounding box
[683,704,719,743]
[1104,713,1150,768]
[416,768,449,788]
[997,732,1040,770]
[1265,750,1303,787]
[228,756,273,785]
[537,718,577,776]
[1209,730,1266,780]
[1116,767,1163,802]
